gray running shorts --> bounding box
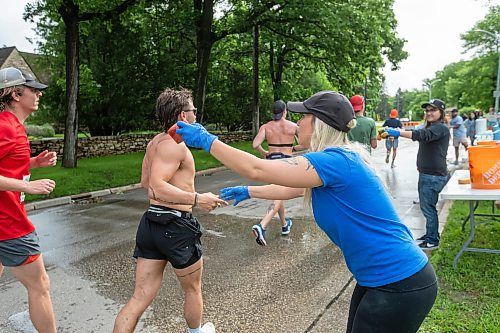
[0,231,41,267]
[385,137,399,149]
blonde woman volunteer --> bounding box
[176,91,437,333]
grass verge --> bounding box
[26,141,259,202]
[419,200,499,333]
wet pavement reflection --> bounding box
[0,139,463,332]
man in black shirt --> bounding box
[384,99,450,250]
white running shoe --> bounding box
[200,322,215,333]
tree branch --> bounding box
[79,0,140,21]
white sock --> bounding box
[188,327,201,333]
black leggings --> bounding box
[346,262,438,333]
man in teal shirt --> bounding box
[348,95,377,153]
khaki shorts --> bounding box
[453,136,468,147]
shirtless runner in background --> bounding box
[113,88,226,333]
[250,100,306,246]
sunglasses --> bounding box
[183,108,197,114]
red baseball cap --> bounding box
[390,109,398,118]
[349,95,364,111]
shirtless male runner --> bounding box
[113,88,226,333]
[250,100,304,246]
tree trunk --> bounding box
[60,0,80,168]
[269,43,285,101]
[56,0,139,167]
[194,48,211,124]
[194,0,214,124]
[275,51,285,101]
[269,42,277,101]
[252,24,260,136]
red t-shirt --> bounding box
[0,111,34,241]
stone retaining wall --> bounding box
[30,132,253,159]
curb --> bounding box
[26,166,228,212]
[438,199,454,235]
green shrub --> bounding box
[25,123,56,138]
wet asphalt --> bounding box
[0,139,467,333]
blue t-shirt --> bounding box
[304,148,428,287]
[449,116,466,138]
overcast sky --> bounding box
[383,0,495,95]
[0,0,497,96]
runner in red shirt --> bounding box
[0,67,58,333]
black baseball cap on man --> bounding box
[272,100,286,120]
[287,91,355,132]
[421,99,445,111]
[0,67,48,90]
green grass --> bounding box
[26,140,259,202]
[419,200,500,333]
[29,133,90,140]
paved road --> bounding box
[0,139,464,333]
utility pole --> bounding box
[423,79,442,100]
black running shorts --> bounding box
[265,152,292,160]
[133,205,204,269]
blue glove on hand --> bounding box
[385,128,401,138]
[176,122,218,152]
[219,186,250,206]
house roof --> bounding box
[0,46,16,67]
[0,46,50,83]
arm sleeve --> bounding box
[411,124,448,143]
[382,120,388,127]
[0,122,16,160]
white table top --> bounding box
[440,170,500,200]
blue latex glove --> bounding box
[385,128,400,138]
[176,122,218,152]
[219,186,250,206]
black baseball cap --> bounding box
[421,99,445,111]
[272,100,286,120]
[287,91,355,132]
[20,70,48,90]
